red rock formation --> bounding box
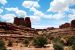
[24,17,31,28]
[64,23,70,28]
[14,17,31,28]
[18,18,24,26]
[0,22,7,30]
[59,23,70,29]
[0,22,16,30]
[47,27,54,30]
[14,17,20,25]
[0,22,6,25]
[14,17,24,26]
[59,24,64,29]
[71,20,75,28]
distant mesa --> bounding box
[24,17,31,28]
[71,20,75,28]
[14,17,24,26]
[59,19,75,29]
[59,23,70,29]
[47,27,55,30]
[0,17,75,29]
[0,22,6,25]
[0,17,32,30]
[14,17,31,28]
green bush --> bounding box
[69,36,75,50]
[23,39,29,47]
[67,36,75,46]
[53,38,60,43]
[53,44,63,50]
[72,44,75,50]
[33,36,48,48]
[0,40,6,50]
[53,38,64,50]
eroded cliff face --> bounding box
[14,17,31,28]
[59,23,70,29]
[24,17,31,28]
[14,17,24,26]
[71,20,75,28]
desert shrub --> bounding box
[33,36,48,48]
[66,36,75,46]
[23,39,29,47]
[53,44,63,50]
[67,36,75,50]
[72,44,75,50]
[0,40,6,50]
[53,38,64,50]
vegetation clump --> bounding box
[23,39,30,47]
[0,40,6,50]
[53,37,64,50]
[33,35,48,48]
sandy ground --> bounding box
[7,47,54,50]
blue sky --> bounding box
[0,0,75,29]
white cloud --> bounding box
[45,13,65,19]
[30,7,65,20]
[47,0,75,25]
[22,0,66,20]
[22,1,40,8]
[5,7,26,18]
[48,0,75,12]
[32,25,51,29]
[0,14,16,23]
[22,0,69,26]
[30,7,44,16]
[0,9,3,14]
[29,15,41,23]
[22,0,42,23]
[5,7,42,24]
[16,10,26,17]
[22,0,41,17]
[0,0,7,5]
[5,7,41,24]
[5,7,18,12]
[67,9,75,22]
